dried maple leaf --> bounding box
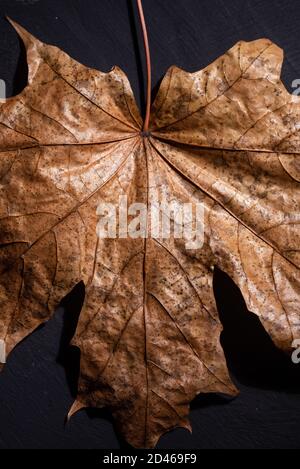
[0,19,299,448]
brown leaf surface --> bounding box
[0,21,299,448]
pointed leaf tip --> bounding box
[6,17,39,48]
[67,399,86,421]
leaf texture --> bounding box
[0,20,299,448]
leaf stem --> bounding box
[137,0,151,132]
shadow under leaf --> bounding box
[213,267,300,392]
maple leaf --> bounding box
[0,19,299,448]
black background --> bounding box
[0,0,299,450]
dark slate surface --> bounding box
[0,0,299,449]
